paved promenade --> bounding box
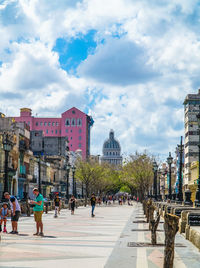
[0,204,133,268]
[1,203,200,267]
[105,203,200,268]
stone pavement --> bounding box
[105,203,200,268]
[1,203,200,268]
[0,204,133,268]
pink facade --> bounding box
[15,107,93,159]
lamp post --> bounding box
[72,166,76,197]
[167,152,173,200]
[2,133,12,201]
[153,161,158,200]
[195,108,200,207]
[157,170,162,200]
[176,136,183,203]
[66,163,70,201]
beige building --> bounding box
[189,161,199,202]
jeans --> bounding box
[91,205,95,215]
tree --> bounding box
[75,160,122,203]
[122,152,154,200]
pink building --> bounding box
[14,107,94,159]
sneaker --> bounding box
[39,232,44,237]
[14,231,18,234]
[9,231,15,234]
[33,233,39,236]
[3,227,7,233]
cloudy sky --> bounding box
[0,0,199,159]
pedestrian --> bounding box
[69,195,76,215]
[54,194,61,218]
[4,192,21,234]
[0,203,9,233]
[90,193,96,217]
[29,188,44,236]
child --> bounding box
[0,203,9,233]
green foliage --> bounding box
[119,185,131,193]
[122,152,154,199]
[76,159,122,196]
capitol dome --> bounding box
[101,130,122,166]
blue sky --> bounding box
[0,0,200,160]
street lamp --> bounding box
[157,169,162,200]
[66,163,71,201]
[167,152,173,200]
[152,161,158,200]
[72,166,76,197]
[176,136,183,203]
[195,109,200,207]
[2,133,12,201]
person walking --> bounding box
[69,195,76,215]
[4,192,21,234]
[0,203,9,233]
[30,188,44,236]
[90,193,96,217]
[54,194,61,218]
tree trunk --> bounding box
[163,213,179,268]
[149,202,155,230]
[151,214,160,245]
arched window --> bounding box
[71,118,76,126]
[77,118,82,126]
[113,152,115,155]
[65,119,70,126]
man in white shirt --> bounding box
[4,192,21,234]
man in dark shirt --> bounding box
[54,194,61,218]
[90,193,96,217]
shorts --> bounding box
[34,211,43,222]
[11,211,20,222]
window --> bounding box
[79,128,82,133]
[55,130,58,134]
[71,118,76,126]
[65,118,70,126]
[59,130,61,134]
[79,136,81,140]
[66,129,68,133]
[71,144,72,147]
[71,130,73,133]
[52,130,53,134]
[28,121,30,125]
[40,122,43,126]
[113,152,115,155]
[72,110,76,114]
[77,118,82,126]
[52,122,55,126]
[78,143,81,148]
[36,122,38,126]
[46,129,48,134]
[56,122,59,126]
[35,132,39,137]
[48,122,51,126]
[44,122,47,126]
[71,137,72,140]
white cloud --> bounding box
[1,0,200,159]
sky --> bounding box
[0,0,200,160]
